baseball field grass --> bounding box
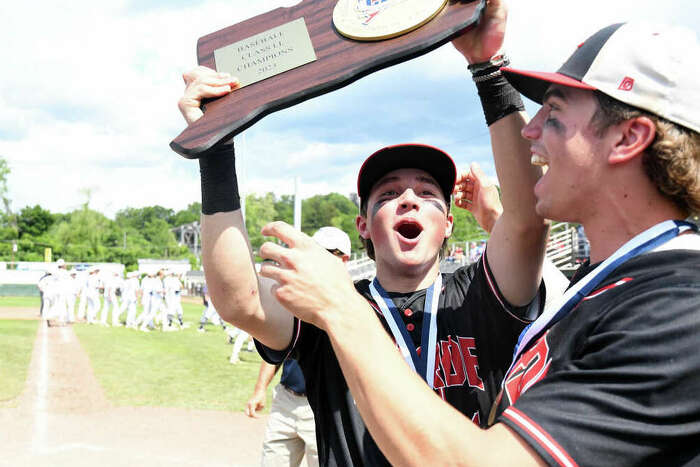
[0,319,39,407]
[73,301,279,412]
[0,296,280,413]
[0,295,41,308]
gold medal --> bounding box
[333,0,448,42]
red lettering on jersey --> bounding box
[504,333,552,404]
[437,386,446,401]
[471,411,481,426]
[432,336,483,391]
[457,337,485,390]
[433,344,446,389]
[439,337,467,386]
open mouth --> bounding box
[531,154,548,167]
[395,220,423,240]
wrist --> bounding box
[199,143,241,215]
[467,53,508,74]
[468,54,525,127]
[323,291,373,339]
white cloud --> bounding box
[0,0,697,218]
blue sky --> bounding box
[0,0,698,218]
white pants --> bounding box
[200,304,223,327]
[136,294,152,326]
[101,293,119,325]
[165,294,183,323]
[66,295,77,323]
[139,295,163,330]
[48,293,69,323]
[77,290,87,320]
[41,292,55,318]
[122,298,138,327]
[86,293,101,323]
[231,330,254,362]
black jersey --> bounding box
[495,249,700,467]
[257,253,541,466]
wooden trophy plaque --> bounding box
[170,0,486,159]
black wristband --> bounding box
[199,143,241,215]
[475,73,525,126]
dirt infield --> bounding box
[0,318,269,466]
[0,308,39,319]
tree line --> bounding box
[0,157,487,270]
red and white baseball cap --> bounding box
[502,22,700,133]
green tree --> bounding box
[0,156,18,237]
[274,195,294,225]
[171,202,201,227]
[50,207,112,259]
[142,218,180,257]
[448,202,487,246]
[115,206,175,230]
[302,193,362,254]
[245,193,277,250]
[17,205,54,238]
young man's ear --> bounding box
[356,215,370,240]
[608,116,656,165]
[444,213,454,239]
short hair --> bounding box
[590,91,700,215]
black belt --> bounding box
[282,385,306,397]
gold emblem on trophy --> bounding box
[333,0,448,41]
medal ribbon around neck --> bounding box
[369,273,442,389]
[507,219,697,378]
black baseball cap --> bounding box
[357,143,457,207]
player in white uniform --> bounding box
[109,271,125,326]
[163,270,184,330]
[66,271,81,323]
[136,271,157,331]
[121,271,141,328]
[85,266,103,324]
[152,270,167,330]
[197,283,226,332]
[76,270,88,321]
[100,270,120,326]
[138,270,166,331]
[49,259,71,326]
[37,271,55,318]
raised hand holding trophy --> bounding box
[171,0,486,159]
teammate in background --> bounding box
[259,3,700,465]
[111,271,125,326]
[121,271,141,328]
[178,16,548,459]
[151,269,167,330]
[48,258,71,326]
[228,328,254,364]
[247,359,317,467]
[137,271,158,332]
[77,269,88,321]
[37,270,54,318]
[163,269,185,329]
[245,227,352,467]
[85,266,102,324]
[197,283,226,332]
[100,270,120,326]
[66,270,81,323]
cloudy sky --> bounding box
[0,0,697,218]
